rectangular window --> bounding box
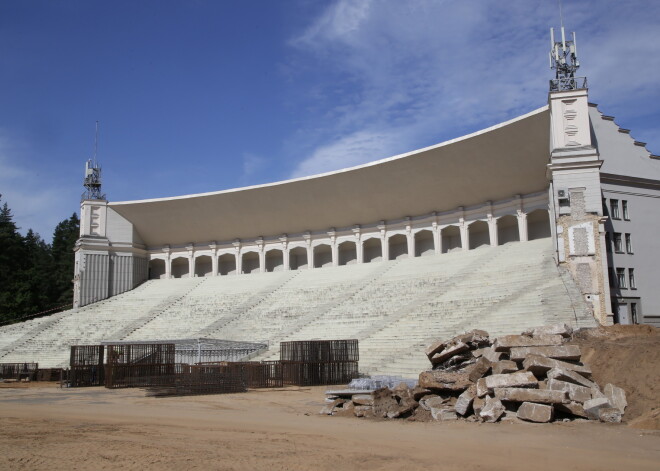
[629,268,636,289]
[616,268,627,289]
[631,303,638,323]
[610,199,620,219]
[605,233,612,253]
[613,233,623,253]
[622,200,629,220]
[625,233,633,253]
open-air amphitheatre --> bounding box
[1,21,660,471]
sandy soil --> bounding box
[0,383,658,471]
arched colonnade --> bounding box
[148,208,551,279]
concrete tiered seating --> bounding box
[0,238,595,370]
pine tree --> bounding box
[51,213,80,306]
[0,196,27,322]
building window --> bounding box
[616,268,627,289]
[631,303,638,324]
[610,199,620,219]
[605,233,612,253]
[625,233,633,253]
[622,200,629,220]
[629,268,636,289]
[613,232,623,253]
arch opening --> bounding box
[218,253,236,276]
[468,220,490,250]
[194,255,213,277]
[338,241,357,266]
[414,230,434,257]
[528,209,551,240]
[242,251,260,274]
[498,214,520,245]
[441,225,461,253]
[388,234,408,260]
[148,259,166,280]
[363,238,382,263]
[171,256,189,278]
[313,244,332,268]
[265,249,284,272]
[289,247,308,270]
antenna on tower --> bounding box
[82,121,106,201]
[549,1,586,92]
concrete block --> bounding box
[547,379,592,403]
[425,339,446,359]
[354,405,373,417]
[491,360,518,375]
[476,377,488,398]
[425,329,490,360]
[419,370,472,392]
[431,407,458,421]
[598,407,623,423]
[484,371,538,392]
[468,357,492,382]
[517,402,554,423]
[494,388,566,404]
[482,347,505,362]
[522,323,573,338]
[430,341,470,365]
[320,399,346,415]
[420,395,445,411]
[493,334,563,352]
[480,397,505,423]
[546,367,596,389]
[509,345,581,362]
[352,394,373,406]
[472,396,486,416]
[372,387,399,418]
[604,383,627,413]
[412,386,432,401]
[583,397,612,420]
[455,385,476,416]
[555,401,587,418]
[523,355,592,378]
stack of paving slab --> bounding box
[322,324,627,424]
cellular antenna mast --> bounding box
[82,121,106,201]
[549,1,586,92]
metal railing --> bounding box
[550,76,587,92]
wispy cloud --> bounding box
[286,0,660,177]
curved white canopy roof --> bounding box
[111,106,550,247]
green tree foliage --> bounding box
[0,195,79,324]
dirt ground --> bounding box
[0,325,658,470]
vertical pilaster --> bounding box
[378,221,388,261]
[459,208,468,251]
[280,235,289,271]
[517,210,528,242]
[328,229,338,267]
[186,244,194,278]
[233,239,242,275]
[210,242,218,276]
[353,225,363,264]
[304,232,313,269]
[257,237,265,273]
[406,217,415,257]
[432,213,441,255]
[164,246,172,279]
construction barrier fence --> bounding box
[70,345,105,387]
[280,339,359,362]
[145,364,248,397]
[0,362,38,381]
[281,360,358,386]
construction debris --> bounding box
[322,324,628,424]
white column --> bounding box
[353,226,363,263]
[233,240,242,275]
[459,218,468,251]
[406,217,415,258]
[378,221,388,261]
[280,235,289,271]
[517,210,528,242]
[164,246,172,279]
[210,242,218,276]
[488,215,498,247]
[186,244,194,278]
[432,214,441,255]
[304,232,313,269]
[257,237,265,273]
[329,229,338,267]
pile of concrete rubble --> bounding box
[322,324,628,423]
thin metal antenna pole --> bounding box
[94,121,99,166]
[558,0,564,30]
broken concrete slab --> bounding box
[494,388,566,404]
[604,383,627,414]
[352,394,374,406]
[509,345,582,362]
[419,370,472,392]
[468,356,492,382]
[522,323,573,338]
[480,397,505,423]
[546,367,596,389]
[430,341,470,365]
[455,385,476,416]
[431,406,458,421]
[555,401,587,418]
[547,379,592,403]
[493,334,563,352]
[598,407,623,423]
[583,397,612,420]
[354,405,373,418]
[320,399,346,415]
[523,355,592,378]
[425,339,446,359]
[412,386,432,401]
[426,329,490,360]
[472,396,486,416]
[517,402,554,423]
[483,371,538,392]
[491,360,518,375]
[372,388,399,418]
[420,395,446,411]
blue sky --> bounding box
[1,0,659,241]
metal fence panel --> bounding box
[0,363,38,380]
[70,345,105,387]
[280,339,359,362]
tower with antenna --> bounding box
[82,121,106,201]
[549,0,585,92]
